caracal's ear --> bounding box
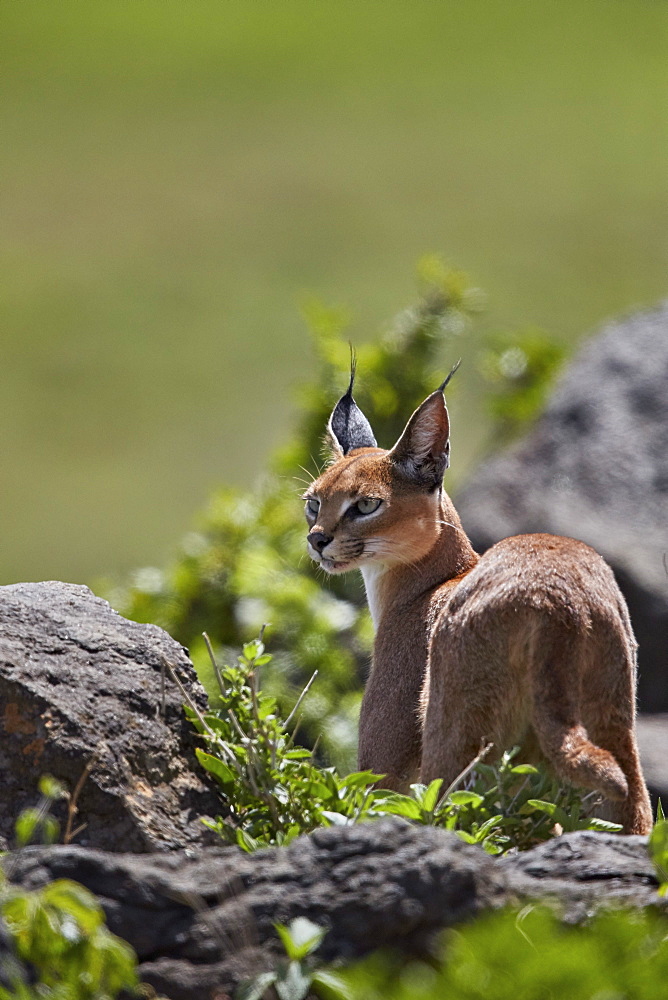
[326,353,377,457]
[389,361,460,487]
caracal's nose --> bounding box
[307,531,333,554]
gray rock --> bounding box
[4,819,661,1000]
[502,830,660,921]
[636,714,668,803]
[0,581,221,853]
[457,302,668,711]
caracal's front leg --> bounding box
[419,622,507,787]
[357,649,425,793]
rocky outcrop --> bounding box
[457,302,668,712]
[636,714,668,804]
[0,579,664,998]
[4,819,662,1000]
[0,581,221,853]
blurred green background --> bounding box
[1,0,666,586]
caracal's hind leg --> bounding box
[587,724,653,833]
[530,619,652,834]
[581,633,653,834]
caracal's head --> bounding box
[304,366,458,575]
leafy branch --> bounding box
[190,633,620,855]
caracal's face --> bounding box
[304,448,440,575]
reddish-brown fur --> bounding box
[305,388,653,835]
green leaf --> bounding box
[409,782,427,800]
[525,798,558,817]
[258,696,278,719]
[201,713,232,734]
[41,880,104,934]
[38,774,66,800]
[448,790,484,808]
[309,781,338,801]
[236,828,264,853]
[420,779,443,813]
[482,840,505,855]
[41,815,60,845]
[585,818,623,833]
[375,796,422,820]
[2,877,138,996]
[14,808,40,848]
[338,770,383,790]
[195,748,235,785]
[455,830,478,844]
[510,764,539,775]
[278,824,302,847]
[473,814,504,839]
[275,917,326,961]
[242,640,264,661]
[657,798,665,823]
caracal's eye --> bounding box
[356,497,382,515]
[305,497,320,517]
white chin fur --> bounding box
[307,545,354,574]
[321,560,351,574]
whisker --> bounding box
[434,518,468,536]
[308,454,326,477]
[298,464,317,483]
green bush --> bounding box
[0,879,138,1000]
[238,895,668,1000]
[186,634,619,855]
[478,329,566,445]
[328,905,668,1000]
[0,779,138,1000]
[118,258,565,769]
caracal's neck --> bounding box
[360,492,478,633]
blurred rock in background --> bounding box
[458,302,668,795]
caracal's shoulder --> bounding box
[432,532,615,625]
[484,532,603,563]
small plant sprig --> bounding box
[237,917,348,1000]
[186,631,386,851]
[13,775,66,850]
[12,761,98,852]
[649,800,668,896]
[188,632,620,854]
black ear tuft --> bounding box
[438,358,462,394]
[327,350,377,456]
